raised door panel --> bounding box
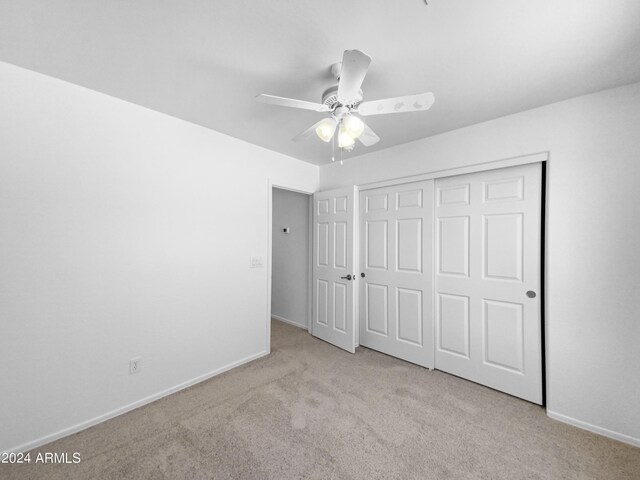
[317,199,330,215]
[334,195,348,213]
[397,189,423,209]
[334,283,347,333]
[483,299,524,373]
[366,221,388,270]
[483,177,524,203]
[437,293,469,358]
[397,288,422,346]
[438,184,470,206]
[483,214,523,282]
[334,221,347,269]
[438,216,469,277]
[366,193,388,212]
[366,283,388,336]
[396,218,422,273]
[316,280,329,326]
[317,223,329,267]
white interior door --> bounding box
[434,163,543,404]
[359,181,434,368]
[312,186,358,353]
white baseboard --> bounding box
[547,410,640,448]
[5,350,269,454]
[271,314,307,329]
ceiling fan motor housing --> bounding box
[322,85,363,110]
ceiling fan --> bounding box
[256,49,435,157]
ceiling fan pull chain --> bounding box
[331,129,335,162]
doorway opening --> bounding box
[270,187,313,347]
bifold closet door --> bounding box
[359,181,434,368]
[434,163,543,404]
[312,186,358,353]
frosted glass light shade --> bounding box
[315,117,337,142]
[343,114,364,139]
[338,123,355,148]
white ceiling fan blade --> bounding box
[292,118,336,142]
[357,121,380,147]
[256,94,330,112]
[358,92,435,116]
[337,50,371,105]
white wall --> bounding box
[0,62,319,453]
[271,188,310,328]
[321,82,640,446]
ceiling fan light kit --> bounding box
[256,49,435,162]
[343,114,365,139]
[315,117,338,142]
[338,123,356,148]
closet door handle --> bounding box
[340,274,352,281]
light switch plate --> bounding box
[249,256,264,268]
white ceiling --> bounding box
[2,1,640,165]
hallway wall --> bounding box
[271,188,310,328]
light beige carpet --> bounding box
[3,319,639,479]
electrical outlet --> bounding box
[129,357,142,375]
